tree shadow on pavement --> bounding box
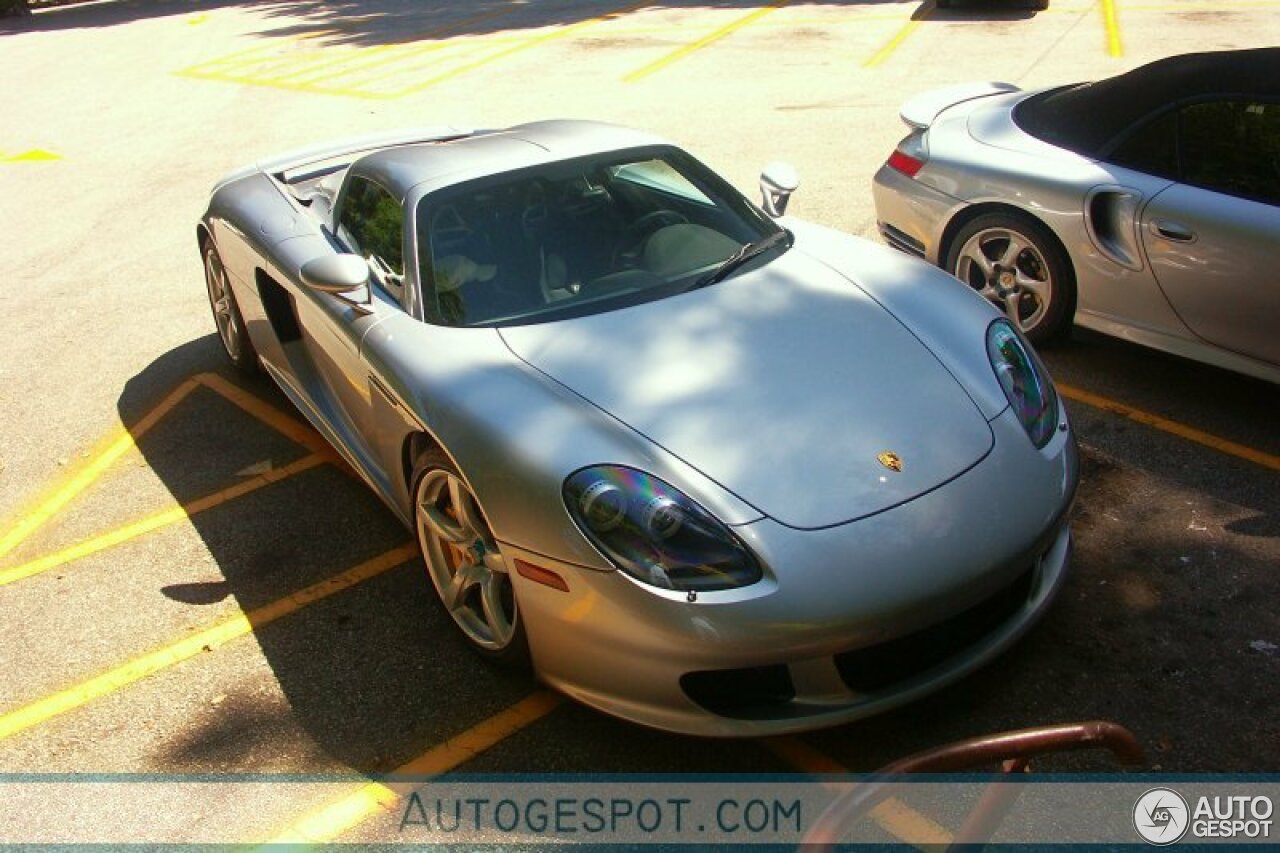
[8,0,939,42]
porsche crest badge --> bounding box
[877,451,904,473]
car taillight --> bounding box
[887,149,924,177]
[886,130,928,178]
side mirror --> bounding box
[759,161,800,218]
[300,254,369,294]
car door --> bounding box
[1139,99,1280,365]
[295,175,406,482]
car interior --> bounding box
[416,155,767,327]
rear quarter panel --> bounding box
[925,103,1189,336]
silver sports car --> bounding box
[199,120,1076,736]
[872,48,1280,384]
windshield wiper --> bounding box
[692,229,793,290]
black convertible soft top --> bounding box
[1013,47,1280,157]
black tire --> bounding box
[411,448,531,669]
[944,212,1076,346]
[201,240,259,374]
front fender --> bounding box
[360,313,762,569]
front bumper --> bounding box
[871,163,965,265]
[508,407,1078,736]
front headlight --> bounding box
[563,466,762,592]
[986,319,1059,448]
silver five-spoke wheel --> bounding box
[414,458,520,654]
[946,213,1075,345]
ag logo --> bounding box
[1134,788,1190,845]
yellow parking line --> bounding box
[1059,385,1280,472]
[623,0,791,83]
[1100,0,1123,57]
[763,736,953,848]
[195,373,328,455]
[394,0,652,97]
[266,692,563,844]
[1,149,62,163]
[0,453,328,588]
[864,5,929,69]
[0,544,416,742]
[0,378,201,561]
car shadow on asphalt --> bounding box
[116,335,793,774]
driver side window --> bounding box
[337,176,405,298]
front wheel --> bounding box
[412,449,530,667]
[202,240,259,374]
[945,212,1075,345]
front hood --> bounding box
[500,250,993,529]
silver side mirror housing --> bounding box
[300,254,370,293]
[759,161,800,218]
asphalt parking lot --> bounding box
[2,0,1279,844]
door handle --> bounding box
[1149,219,1196,243]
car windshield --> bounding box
[415,146,783,327]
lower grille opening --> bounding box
[835,566,1036,693]
[681,664,795,718]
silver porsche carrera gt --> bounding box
[198,120,1076,736]
[872,48,1280,384]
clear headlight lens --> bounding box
[986,319,1059,448]
[564,466,762,592]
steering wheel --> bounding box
[613,209,690,270]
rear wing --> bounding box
[900,82,1019,129]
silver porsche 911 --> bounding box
[872,48,1280,384]
[198,120,1076,736]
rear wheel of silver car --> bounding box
[947,213,1075,345]
[412,449,530,667]
[202,241,258,374]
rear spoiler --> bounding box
[211,126,475,193]
[900,82,1020,130]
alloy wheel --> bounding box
[414,469,517,651]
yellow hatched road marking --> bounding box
[390,0,653,97]
[177,1,649,99]
[265,692,563,844]
[763,736,953,848]
[0,544,416,742]
[0,453,328,588]
[276,2,527,86]
[0,373,324,567]
[191,41,301,72]
[265,40,445,86]
[196,373,329,453]
[1059,385,1280,472]
[623,0,791,83]
[308,39,492,93]
[1101,0,1124,56]
[0,378,202,560]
